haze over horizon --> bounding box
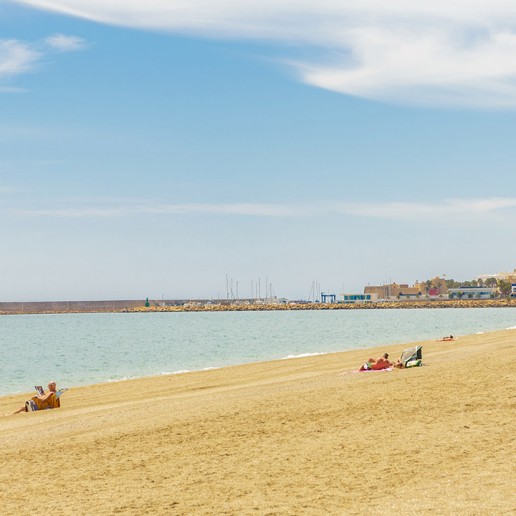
[2,1,516,302]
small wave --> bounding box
[160,370,191,376]
[107,370,192,382]
[157,367,219,376]
[107,376,136,383]
[281,352,328,360]
[476,331,485,335]
[506,326,516,330]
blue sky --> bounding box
[1,1,516,301]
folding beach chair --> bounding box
[55,388,68,399]
[25,388,68,411]
[399,346,423,368]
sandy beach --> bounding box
[1,330,514,515]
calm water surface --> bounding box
[2,308,515,396]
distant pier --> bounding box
[1,298,515,315]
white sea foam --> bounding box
[106,370,192,383]
[476,331,485,334]
[281,352,328,360]
[103,368,206,386]
[506,326,516,330]
[158,367,218,376]
[107,376,136,383]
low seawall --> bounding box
[0,300,145,314]
[1,298,515,315]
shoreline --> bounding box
[1,328,515,514]
[2,322,515,399]
[1,326,512,401]
[1,297,516,315]
[0,350,338,399]
[5,307,516,400]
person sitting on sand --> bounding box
[359,353,393,371]
[13,381,60,414]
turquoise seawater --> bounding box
[2,308,515,396]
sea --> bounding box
[2,307,516,396]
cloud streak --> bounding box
[12,0,516,107]
[0,39,41,77]
[45,33,88,52]
[8,197,516,222]
[0,34,87,87]
[8,203,302,218]
[335,198,516,221]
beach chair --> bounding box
[399,346,423,368]
[55,388,68,399]
[25,388,68,411]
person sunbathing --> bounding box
[440,335,455,341]
[359,353,393,371]
[13,381,60,414]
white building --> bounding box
[341,293,378,303]
[477,268,516,282]
[448,287,496,300]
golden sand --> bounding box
[1,330,515,515]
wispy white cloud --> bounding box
[11,0,516,107]
[45,33,87,52]
[8,202,302,218]
[0,39,41,77]
[8,197,516,222]
[334,197,516,221]
[0,86,27,93]
[0,34,88,89]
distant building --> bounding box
[431,276,448,294]
[341,293,378,303]
[364,283,420,300]
[477,268,516,283]
[364,285,388,299]
[414,276,448,296]
[397,292,422,300]
[448,287,496,300]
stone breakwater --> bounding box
[126,299,516,313]
[1,298,515,315]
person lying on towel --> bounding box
[359,353,393,371]
[13,381,61,414]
